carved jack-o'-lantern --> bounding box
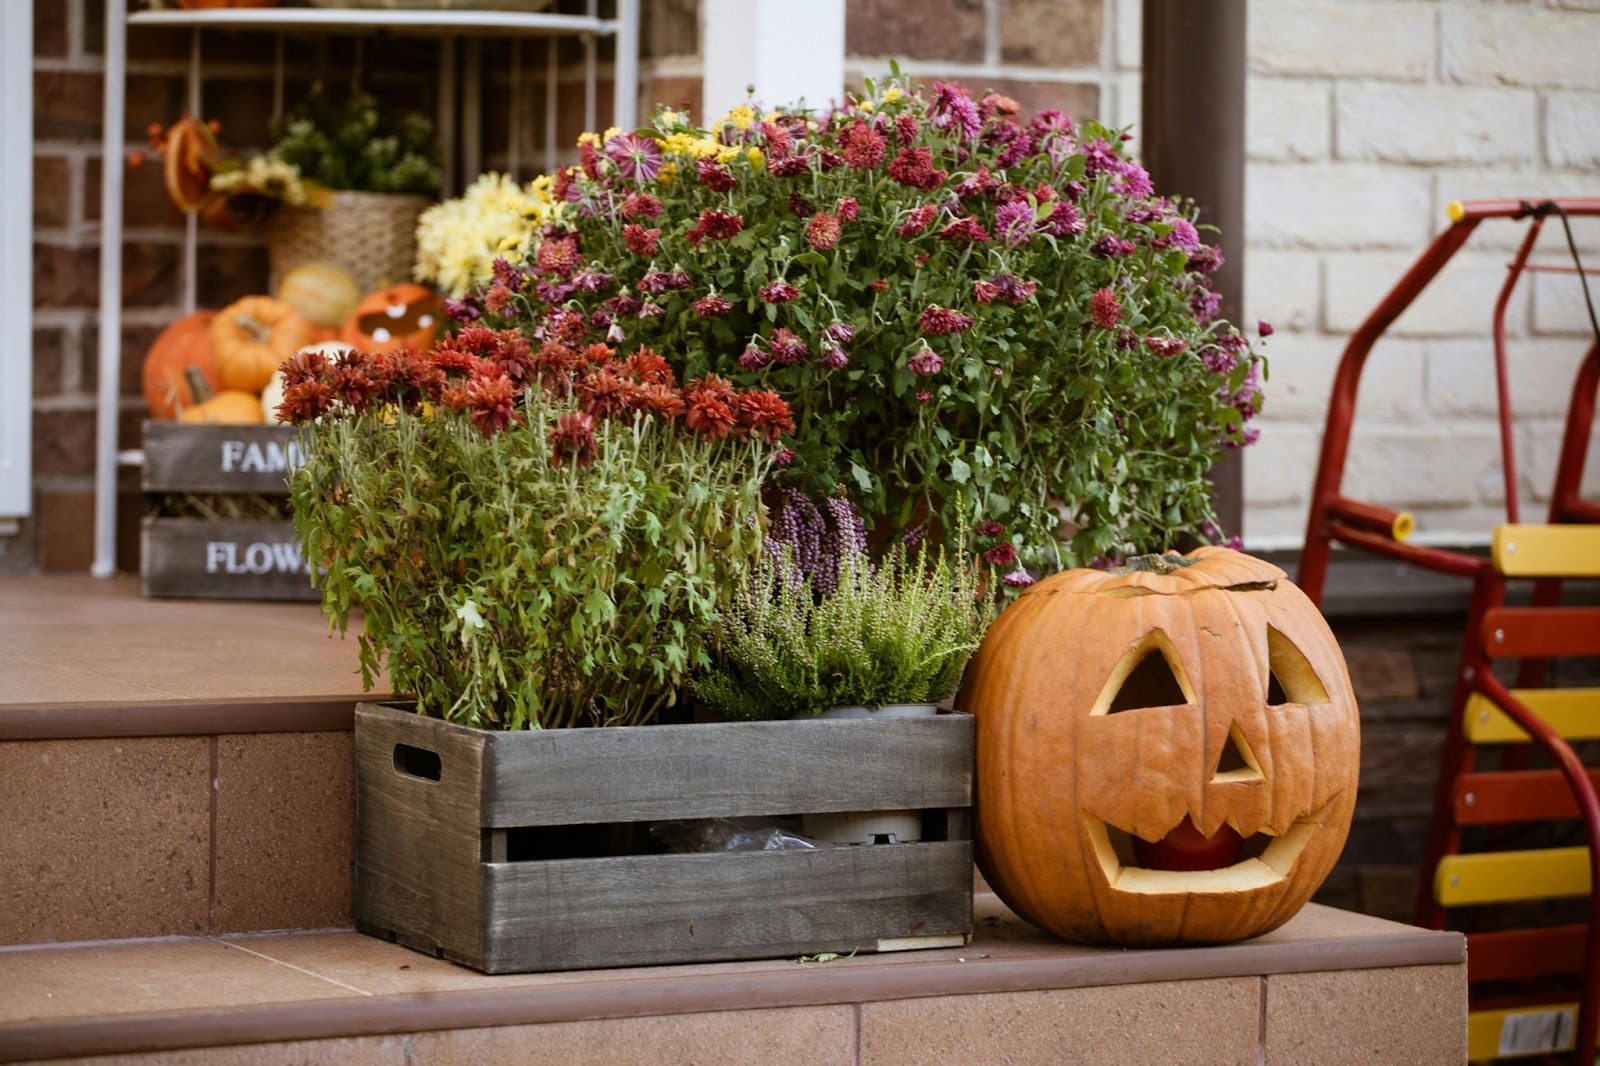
[960,548,1359,946]
[339,284,443,356]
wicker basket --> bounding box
[266,190,431,295]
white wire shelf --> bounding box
[128,8,618,37]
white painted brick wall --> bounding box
[1249,3,1436,82]
[1545,92,1600,169]
[1247,79,1331,162]
[1442,7,1600,89]
[1531,270,1600,336]
[1335,84,1538,165]
[1425,338,1595,420]
[1248,164,1433,250]
[1245,250,1321,333]
[1343,430,1505,509]
[1323,252,1530,338]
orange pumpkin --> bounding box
[141,311,217,419]
[175,366,265,424]
[959,548,1359,946]
[210,296,319,393]
[339,283,443,355]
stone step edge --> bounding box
[0,695,376,740]
[0,927,1464,1064]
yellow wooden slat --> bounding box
[1492,524,1600,578]
[1435,846,1590,906]
[1463,689,1600,743]
[1468,1003,1579,1060]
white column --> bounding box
[0,0,32,522]
[701,0,846,119]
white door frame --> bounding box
[0,0,33,520]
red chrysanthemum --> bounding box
[983,542,1017,568]
[887,146,945,190]
[621,224,660,256]
[769,328,808,366]
[536,235,582,278]
[696,208,744,240]
[937,216,990,242]
[278,347,332,388]
[806,212,841,251]
[839,121,886,170]
[759,280,800,304]
[760,120,793,159]
[973,279,1001,304]
[579,367,629,419]
[632,382,686,419]
[683,375,738,439]
[696,158,737,192]
[692,294,732,317]
[548,411,598,467]
[381,348,446,407]
[735,389,795,444]
[621,192,662,219]
[1144,335,1188,358]
[918,307,974,337]
[276,380,337,424]
[467,373,520,437]
[836,196,860,223]
[625,348,676,385]
[1090,286,1122,330]
[896,204,939,237]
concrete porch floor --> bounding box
[0,575,1468,1063]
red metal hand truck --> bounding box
[1297,197,1600,1064]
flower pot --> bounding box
[801,704,938,846]
[355,702,975,973]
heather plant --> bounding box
[694,500,993,720]
[449,69,1267,575]
[280,329,791,729]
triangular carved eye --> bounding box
[1267,626,1329,705]
[1094,630,1195,715]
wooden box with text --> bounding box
[355,701,976,973]
[140,421,318,602]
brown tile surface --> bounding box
[1264,964,1467,1065]
[409,1006,856,1066]
[18,1035,409,1066]
[213,733,356,934]
[0,575,381,707]
[0,737,211,944]
[0,939,357,1024]
[860,977,1260,1065]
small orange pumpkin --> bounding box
[277,262,363,329]
[176,367,266,425]
[339,283,443,355]
[141,311,217,419]
[959,548,1359,947]
[210,296,319,393]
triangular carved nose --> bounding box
[1211,724,1264,783]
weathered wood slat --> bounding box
[142,422,303,494]
[141,519,320,601]
[354,702,977,973]
[354,706,490,963]
[476,712,975,825]
[476,842,974,973]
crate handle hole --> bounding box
[394,744,441,782]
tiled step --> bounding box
[2,574,383,947]
[0,898,1467,1065]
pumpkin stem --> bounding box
[1109,553,1198,575]
[235,313,272,344]
[183,365,216,405]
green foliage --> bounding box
[695,542,995,720]
[270,86,441,196]
[290,400,772,730]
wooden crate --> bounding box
[355,701,976,974]
[140,421,318,602]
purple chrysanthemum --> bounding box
[605,132,663,182]
[930,81,982,141]
[908,346,945,375]
[995,199,1036,247]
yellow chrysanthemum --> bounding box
[602,126,623,144]
[858,99,875,113]
[747,147,765,168]
[657,161,678,185]
[576,131,601,147]
[660,108,682,126]
[883,86,905,103]
[716,144,741,164]
[724,104,756,131]
[413,172,543,296]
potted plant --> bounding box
[443,69,1269,573]
[696,492,994,845]
[277,332,975,972]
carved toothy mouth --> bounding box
[1085,802,1335,894]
